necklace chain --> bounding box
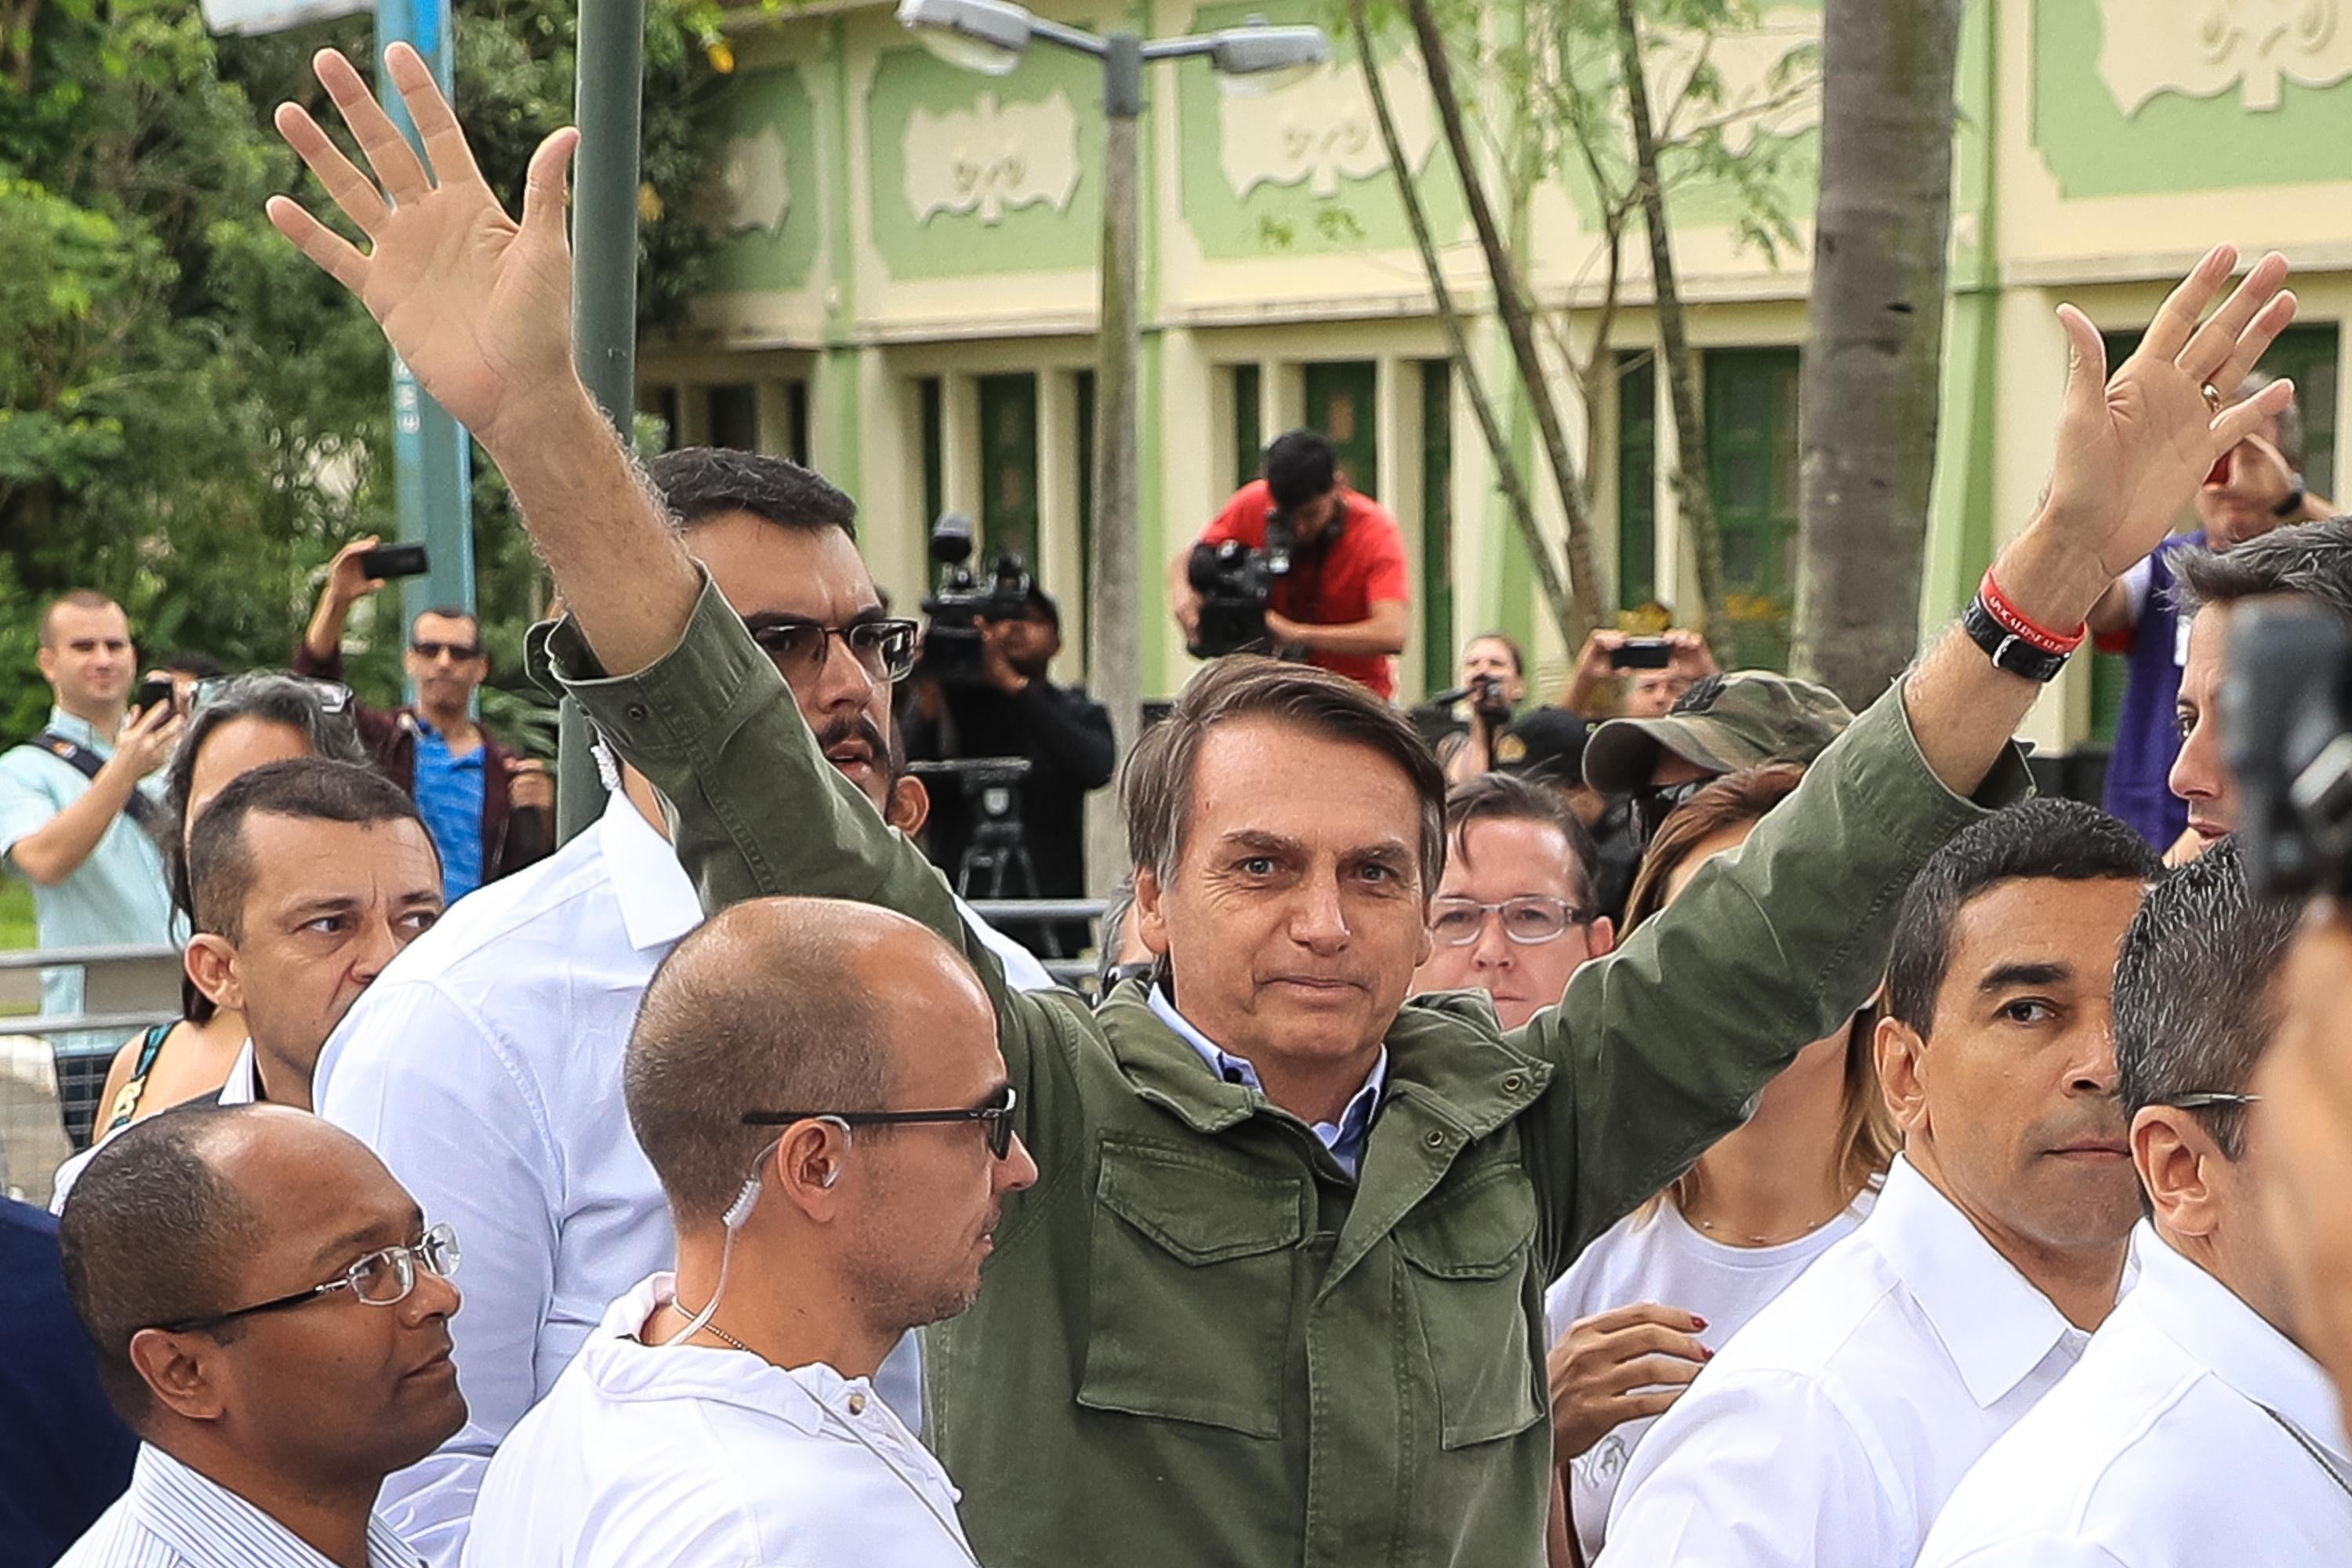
[1687,1190,1856,1247]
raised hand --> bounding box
[2043,245,2296,582]
[267,45,583,452]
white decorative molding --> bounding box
[2100,0,2351,115]
[903,89,1082,226]
[718,127,791,234]
[1649,8,1820,154]
[1217,57,1436,201]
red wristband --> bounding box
[1978,570,2086,656]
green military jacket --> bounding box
[543,578,2030,1568]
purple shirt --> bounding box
[2101,532,2205,848]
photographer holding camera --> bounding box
[908,533,1115,953]
[1168,429,1412,699]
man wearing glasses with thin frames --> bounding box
[54,1102,466,1568]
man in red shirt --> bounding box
[1168,430,1414,700]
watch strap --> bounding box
[1963,595,2071,683]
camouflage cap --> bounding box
[1582,671,1854,796]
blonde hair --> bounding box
[1624,764,1898,1222]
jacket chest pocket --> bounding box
[1076,1140,1304,1439]
[1393,1166,1544,1450]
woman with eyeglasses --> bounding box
[1539,764,1898,1567]
[82,675,368,1138]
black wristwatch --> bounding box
[1962,595,2071,683]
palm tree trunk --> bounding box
[1351,2,1576,651]
[1611,0,1730,659]
[1403,0,1604,641]
[1791,0,1965,702]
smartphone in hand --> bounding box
[136,675,176,717]
[357,542,432,580]
[1610,637,1673,670]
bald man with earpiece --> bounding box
[463,896,1036,1567]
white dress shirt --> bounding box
[461,1275,975,1568]
[1599,1156,2101,1567]
[58,1443,421,1568]
[1543,1189,1875,1562]
[1917,1221,2352,1566]
[50,1040,260,1215]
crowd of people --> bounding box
[5,41,2352,1568]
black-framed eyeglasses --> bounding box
[191,675,354,718]
[2171,1091,2263,1111]
[1428,895,1591,947]
[1630,777,1711,849]
[742,1083,1019,1160]
[156,1222,459,1335]
[746,617,920,685]
[411,639,484,662]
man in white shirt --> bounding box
[464,895,1036,1567]
[315,447,1054,1565]
[51,758,445,1209]
[55,1103,464,1568]
[1600,800,2161,1566]
[1918,841,2352,1565]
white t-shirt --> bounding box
[1543,1188,1875,1561]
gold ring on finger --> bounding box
[2201,382,2224,414]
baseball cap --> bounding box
[1491,706,1592,785]
[1582,672,1853,796]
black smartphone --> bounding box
[1610,637,1673,670]
[136,675,176,716]
[357,542,432,580]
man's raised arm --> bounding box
[267,44,695,681]
[1514,246,2299,1261]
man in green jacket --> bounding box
[265,45,2299,1566]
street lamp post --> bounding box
[896,0,1327,898]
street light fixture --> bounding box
[895,0,1329,900]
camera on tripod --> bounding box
[1185,506,1299,659]
[922,512,1034,683]
[2227,600,2352,899]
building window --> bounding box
[1305,361,1379,499]
[1075,368,1096,609]
[978,372,1040,567]
[706,383,758,452]
[1617,350,1658,612]
[1704,346,1802,670]
[1421,358,1454,693]
[2267,322,2339,500]
[1232,363,1262,490]
[640,387,681,453]
[918,376,944,528]
[784,380,811,466]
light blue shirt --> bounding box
[1146,984,1387,1176]
[411,720,486,902]
[57,1443,423,1568]
[0,709,175,1059]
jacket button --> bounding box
[1503,1073,1525,1094]
[626,703,649,722]
[1424,1130,1446,1150]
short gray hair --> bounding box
[2113,838,2300,1159]
[2174,514,2352,625]
[1120,655,1446,891]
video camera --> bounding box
[2227,599,2352,898]
[1185,507,1298,660]
[922,513,1034,684]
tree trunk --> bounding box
[1791,0,1965,703]
[1351,2,1576,652]
[1403,0,1605,641]
[1612,0,1730,659]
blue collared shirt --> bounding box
[411,718,486,902]
[56,1444,423,1568]
[1147,985,1387,1176]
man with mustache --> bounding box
[313,445,1051,1565]
[54,1103,466,1568]
[1600,800,2159,1566]
[464,896,1036,1567]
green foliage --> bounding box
[0,0,727,739]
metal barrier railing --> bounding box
[0,903,1111,1188]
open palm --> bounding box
[2042,246,2297,579]
[267,44,581,449]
